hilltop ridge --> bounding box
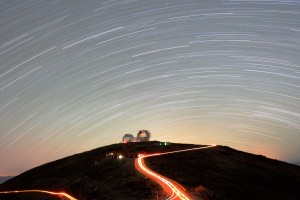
[1,142,300,200]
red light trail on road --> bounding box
[0,190,77,200]
[0,145,215,200]
[135,145,215,200]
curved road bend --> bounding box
[135,145,215,200]
[0,190,77,200]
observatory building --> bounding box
[122,134,135,143]
[137,130,150,142]
[122,130,151,143]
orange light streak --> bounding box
[1,146,214,200]
[136,145,215,200]
[0,190,77,200]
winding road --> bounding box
[0,145,214,200]
[135,145,215,200]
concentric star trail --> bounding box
[0,0,299,175]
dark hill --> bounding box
[1,142,300,200]
[0,142,201,200]
[146,145,300,200]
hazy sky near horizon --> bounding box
[0,0,299,175]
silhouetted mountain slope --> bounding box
[146,146,300,200]
[0,176,13,184]
[0,142,200,200]
[1,143,299,200]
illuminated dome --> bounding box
[122,134,135,143]
[137,130,151,142]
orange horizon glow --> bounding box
[0,174,16,177]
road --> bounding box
[0,145,214,200]
[135,145,215,200]
[0,190,77,200]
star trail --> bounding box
[0,0,299,175]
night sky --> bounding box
[0,0,299,175]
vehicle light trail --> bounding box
[0,190,77,200]
[135,145,215,200]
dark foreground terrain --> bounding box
[1,142,300,200]
[147,146,300,200]
[0,142,201,200]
